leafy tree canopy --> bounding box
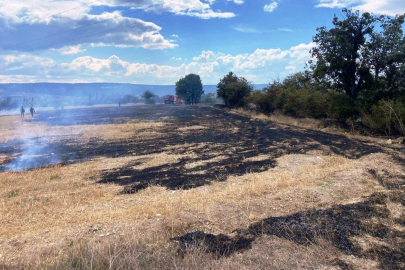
[217,72,253,107]
[311,9,405,101]
[142,90,156,100]
[175,74,204,105]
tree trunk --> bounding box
[375,66,379,91]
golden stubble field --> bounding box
[0,105,404,269]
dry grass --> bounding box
[178,125,207,132]
[82,122,166,140]
[0,116,166,143]
[1,109,402,269]
[184,155,228,169]
[0,150,379,266]
[230,108,347,134]
[132,152,195,170]
[227,108,404,150]
[126,154,359,221]
[243,154,271,162]
[44,234,341,270]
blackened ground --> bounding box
[30,105,170,126]
[1,105,383,191]
[173,191,405,269]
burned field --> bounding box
[1,105,380,190]
[0,105,404,269]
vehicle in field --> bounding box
[164,95,183,105]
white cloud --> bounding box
[0,11,177,52]
[0,0,237,24]
[316,0,355,8]
[316,0,405,16]
[0,54,57,75]
[278,28,292,32]
[0,43,315,84]
[264,2,279,13]
[0,0,238,52]
[227,0,245,4]
[105,0,237,19]
[232,26,262,33]
[174,9,235,19]
[232,26,293,34]
[53,45,87,55]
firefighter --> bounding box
[20,106,25,118]
[29,106,35,118]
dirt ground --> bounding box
[0,104,404,269]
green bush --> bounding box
[275,91,288,111]
[308,91,328,118]
[246,90,275,113]
[281,90,328,118]
[327,92,358,122]
[363,99,405,135]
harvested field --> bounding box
[0,104,404,269]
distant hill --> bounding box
[0,83,268,97]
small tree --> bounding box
[217,72,253,107]
[175,74,204,105]
[142,90,156,104]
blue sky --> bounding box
[0,0,404,85]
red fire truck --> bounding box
[164,95,183,105]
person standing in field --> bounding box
[20,106,25,118]
[30,107,35,118]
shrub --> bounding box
[275,91,288,111]
[308,91,328,118]
[200,94,217,104]
[246,90,275,113]
[363,99,405,135]
[327,92,358,122]
[281,90,328,118]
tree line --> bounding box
[172,9,405,135]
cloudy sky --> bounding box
[0,0,404,85]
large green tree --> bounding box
[175,74,204,105]
[217,72,253,107]
[366,15,405,98]
[311,9,376,100]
